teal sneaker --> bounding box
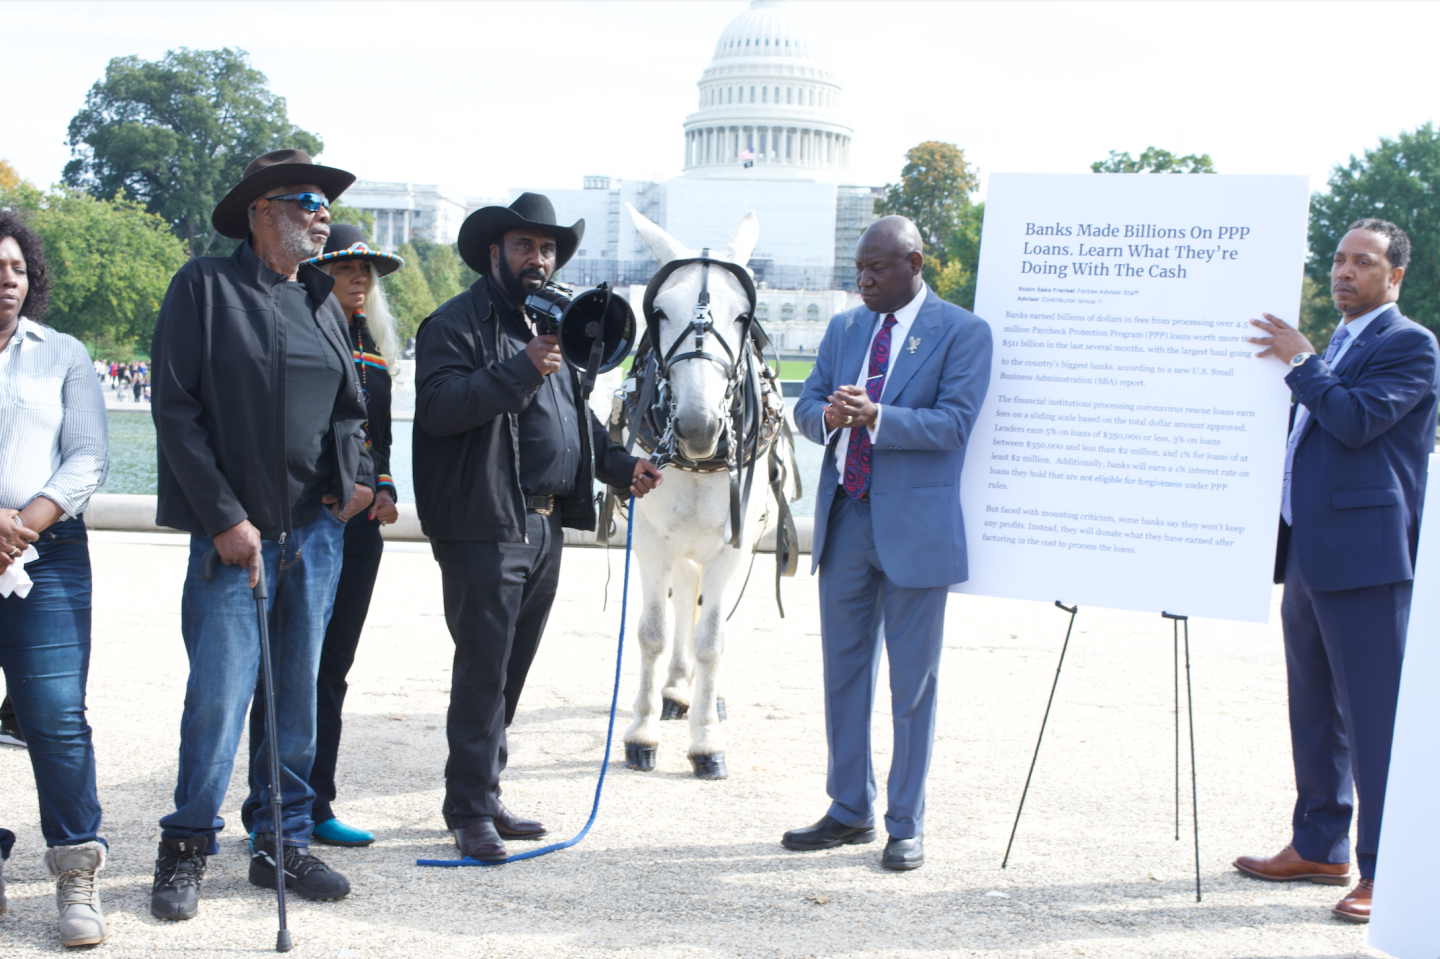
[311,819,375,847]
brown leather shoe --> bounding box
[1233,844,1351,885]
[1332,878,1372,923]
[452,821,507,862]
[494,802,548,840]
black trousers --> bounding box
[432,509,563,830]
[242,514,384,831]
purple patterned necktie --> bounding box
[842,314,898,501]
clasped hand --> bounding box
[824,384,877,432]
[0,508,39,574]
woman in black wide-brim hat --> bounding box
[239,223,405,848]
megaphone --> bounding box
[524,281,636,397]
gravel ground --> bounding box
[0,534,1387,958]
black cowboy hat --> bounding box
[305,223,404,276]
[457,192,584,274]
[211,148,356,240]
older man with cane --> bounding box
[148,149,374,922]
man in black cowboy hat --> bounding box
[414,193,662,862]
[148,149,374,919]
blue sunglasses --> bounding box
[265,192,330,212]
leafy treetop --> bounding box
[64,47,323,258]
[874,141,979,271]
[1306,122,1440,337]
[1092,147,1215,174]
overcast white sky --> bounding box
[7,1,1439,201]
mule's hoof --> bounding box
[625,743,657,771]
[716,697,727,722]
[661,698,689,721]
[689,753,728,780]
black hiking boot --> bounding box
[249,835,351,902]
[151,837,207,920]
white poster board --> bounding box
[1368,453,1440,957]
[956,174,1308,622]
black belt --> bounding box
[525,494,555,515]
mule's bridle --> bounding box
[638,249,761,548]
[642,248,756,378]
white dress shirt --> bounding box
[829,282,929,483]
[0,317,109,516]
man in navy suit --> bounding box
[785,216,992,870]
[1239,219,1438,923]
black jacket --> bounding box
[351,320,397,498]
[413,278,636,541]
[151,241,375,539]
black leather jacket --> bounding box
[151,241,374,539]
[413,278,636,542]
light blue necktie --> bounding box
[1281,325,1350,525]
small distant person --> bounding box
[1240,219,1439,924]
[0,211,112,947]
[148,150,373,921]
[413,193,661,863]
[240,224,405,848]
[786,216,992,870]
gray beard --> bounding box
[278,217,323,263]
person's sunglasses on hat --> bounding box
[263,192,330,213]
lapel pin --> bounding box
[906,336,921,354]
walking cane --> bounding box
[202,547,292,952]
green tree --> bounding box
[1307,123,1440,336]
[1,182,188,348]
[385,241,437,340]
[406,237,465,304]
[63,47,323,258]
[329,202,375,240]
[1092,147,1216,174]
[935,202,984,311]
[875,141,979,275]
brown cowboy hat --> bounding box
[457,193,584,274]
[211,148,356,240]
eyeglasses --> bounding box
[264,192,329,212]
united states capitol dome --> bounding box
[681,0,853,182]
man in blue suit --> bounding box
[1239,219,1438,923]
[784,216,992,870]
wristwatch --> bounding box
[1290,352,1317,369]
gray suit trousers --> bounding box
[818,494,948,839]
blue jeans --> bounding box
[160,509,345,851]
[0,517,104,848]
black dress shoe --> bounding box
[453,821,508,862]
[781,815,877,851]
[882,834,924,870]
[494,802,548,840]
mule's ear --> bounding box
[627,203,691,264]
[720,210,759,266]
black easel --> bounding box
[1001,603,1203,903]
[1163,611,1202,903]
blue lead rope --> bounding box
[417,495,635,868]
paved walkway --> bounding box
[0,535,1385,957]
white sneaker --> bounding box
[45,842,108,947]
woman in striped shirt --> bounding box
[0,212,110,947]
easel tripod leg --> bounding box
[1001,601,1078,869]
[1183,618,1201,903]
